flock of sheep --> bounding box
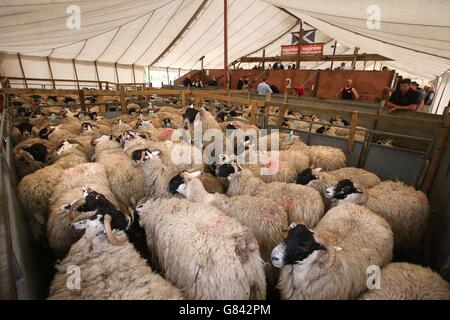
[8,93,450,300]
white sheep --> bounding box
[225,167,325,228]
[48,218,183,300]
[358,262,450,300]
[325,179,430,260]
[272,203,393,300]
[93,135,148,208]
[136,197,267,300]
[178,171,288,284]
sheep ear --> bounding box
[149,149,161,157]
[186,170,201,178]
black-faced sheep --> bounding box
[17,141,88,240]
[136,198,267,300]
[48,217,183,300]
[47,163,120,259]
[295,167,381,208]
[222,167,325,228]
[13,138,56,177]
[325,179,430,260]
[272,203,393,300]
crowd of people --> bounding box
[180,70,435,113]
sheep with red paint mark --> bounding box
[136,197,266,300]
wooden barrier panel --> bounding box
[316,70,394,102]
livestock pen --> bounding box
[0,85,449,299]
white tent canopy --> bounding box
[0,1,448,85]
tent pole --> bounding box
[46,56,55,89]
[17,53,28,88]
[132,64,136,86]
[114,62,120,89]
[224,0,229,89]
[262,49,266,70]
[296,20,303,70]
[94,61,101,89]
[72,59,80,90]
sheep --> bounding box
[136,197,267,300]
[11,122,39,145]
[93,135,148,208]
[178,172,288,282]
[47,163,120,259]
[286,142,347,171]
[133,148,200,199]
[222,167,325,228]
[325,179,430,260]
[358,262,450,300]
[48,215,183,300]
[183,106,222,141]
[295,167,381,208]
[272,203,393,300]
[13,138,56,177]
[169,170,227,195]
[17,141,88,240]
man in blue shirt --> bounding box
[257,78,273,96]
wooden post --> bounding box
[120,90,126,113]
[277,103,287,128]
[79,89,86,112]
[347,111,359,152]
[94,61,102,89]
[73,59,80,90]
[180,90,186,107]
[250,101,258,125]
[330,40,337,70]
[97,94,105,113]
[351,47,360,70]
[17,53,28,88]
[421,107,450,192]
[47,57,56,89]
[296,20,303,70]
[224,0,229,89]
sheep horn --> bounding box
[18,149,37,163]
[139,150,146,163]
[314,234,336,269]
[69,198,86,220]
[355,183,369,204]
[104,214,126,246]
[72,210,98,222]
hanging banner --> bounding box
[281,43,324,56]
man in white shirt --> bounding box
[257,78,273,95]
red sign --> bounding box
[281,43,324,56]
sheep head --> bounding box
[295,168,321,185]
[271,222,336,269]
[325,179,369,205]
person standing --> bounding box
[182,76,192,87]
[337,79,359,100]
[257,78,273,96]
[411,81,425,112]
[386,78,419,112]
[237,76,249,90]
